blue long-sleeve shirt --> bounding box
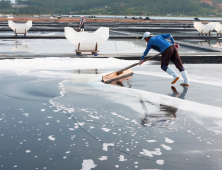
[80,19,85,24]
[141,34,175,60]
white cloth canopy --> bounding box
[8,20,32,35]
[194,22,215,34]
[214,22,222,34]
[64,27,109,51]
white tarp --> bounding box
[64,27,109,51]
[194,22,216,34]
[8,20,32,34]
[215,22,222,34]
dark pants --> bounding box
[80,23,84,28]
[161,45,184,72]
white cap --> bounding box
[141,32,153,40]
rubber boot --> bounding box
[166,67,180,84]
[82,29,84,32]
[180,70,189,86]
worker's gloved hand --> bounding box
[175,44,180,49]
[139,60,144,65]
[139,55,145,65]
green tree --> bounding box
[0,0,11,9]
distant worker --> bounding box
[80,16,86,32]
[139,32,189,86]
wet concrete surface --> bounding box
[0,58,222,170]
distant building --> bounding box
[11,4,28,8]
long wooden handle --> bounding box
[76,23,83,31]
[116,53,161,75]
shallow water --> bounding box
[0,31,65,36]
[73,15,222,21]
[0,58,222,169]
[184,39,222,49]
[0,39,203,55]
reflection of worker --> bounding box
[139,32,189,86]
[80,16,86,32]
[141,86,189,126]
[160,86,189,118]
[171,86,189,99]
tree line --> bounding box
[0,0,220,16]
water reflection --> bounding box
[10,45,33,53]
[111,76,189,127]
[110,76,133,87]
[198,41,210,46]
[198,40,222,48]
[213,41,222,48]
[73,69,99,74]
[141,86,189,126]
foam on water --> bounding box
[139,148,162,157]
[161,144,172,151]
[103,143,114,151]
[118,155,127,161]
[101,128,111,132]
[25,150,31,153]
[48,135,55,141]
[165,137,174,144]
[98,156,108,161]
[80,160,97,170]
[156,160,164,165]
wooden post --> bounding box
[78,43,80,51]
[95,43,98,51]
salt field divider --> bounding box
[0,35,221,40]
[1,52,222,63]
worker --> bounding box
[80,16,86,32]
[139,32,189,86]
